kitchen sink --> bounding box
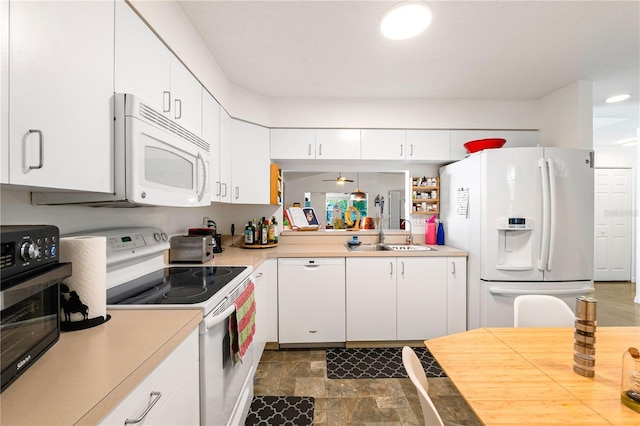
[384,244,434,251]
[346,243,434,251]
[346,243,389,251]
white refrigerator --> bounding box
[440,147,594,329]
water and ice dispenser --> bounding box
[495,217,535,270]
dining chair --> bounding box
[402,346,461,426]
[513,294,575,327]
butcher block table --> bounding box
[425,327,640,425]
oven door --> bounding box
[125,110,210,207]
[200,301,255,426]
[1,263,71,392]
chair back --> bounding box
[402,346,445,426]
[513,295,575,327]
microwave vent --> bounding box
[138,102,210,153]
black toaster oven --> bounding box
[1,225,72,392]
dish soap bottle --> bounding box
[436,220,445,245]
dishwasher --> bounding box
[277,258,346,345]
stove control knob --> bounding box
[153,232,161,241]
[161,232,168,241]
[20,240,41,261]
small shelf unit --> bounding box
[411,176,439,215]
[270,163,283,205]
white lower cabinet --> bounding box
[346,256,465,341]
[278,258,346,344]
[100,328,199,425]
[253,259,277,368]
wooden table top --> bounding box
[425,327,640,425]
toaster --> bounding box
[169,235,214,263]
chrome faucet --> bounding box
[403,219,413,245]
[378,216,385,244]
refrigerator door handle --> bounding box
[489,287,595,296]
[538,158,551,271]
[546,158,557,271]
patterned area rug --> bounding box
[326,347,446,379]
[245,396,314,426]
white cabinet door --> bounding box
[316,129,361,159]
[346,257,396,341]
[270,128,316,159]
[361,129,406,160]
[219,108,233,203]
[494,130,538,148]
[446,257,467,334]
[203,91,221,202]
[8,0,114,191]
[396,257,447,340]
[256,259,279,343]
[100,329,200,425]
[253,265,267,365]
[231,119,270,204]
[406,130,451,161]
[170,55,202,137]
[278,258,346,344]
[115,0,170,115]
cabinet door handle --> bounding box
[235,186,239,200]
[318,143,322,156]
[174,99,182,119]
[401,261,405,276]
[27,130,44,170]
[390,262,393,276]
[163,91,171,112]
[451,261,456,276]
[216,181,221,197]
[124,391,162,424]
[307,143,311,156]
[400,144,403,157]
[222,183,227,197]
[410,144,414,157]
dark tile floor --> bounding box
[253,282,638,425]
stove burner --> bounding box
[193,268,233,278]
[167,267,192,275]
[164,287,208,299]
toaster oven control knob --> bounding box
[20,240,41,261]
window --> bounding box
[326,193,367,227]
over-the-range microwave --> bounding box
[32,93,210,207]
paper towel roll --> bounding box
[59,236,107,327]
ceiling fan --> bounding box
[322,173,354,184]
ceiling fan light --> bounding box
[380,1,432,40]
[604,94,631,103]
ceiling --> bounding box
[178,1,640,146]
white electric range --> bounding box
[86,227,255,426]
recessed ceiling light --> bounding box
[380,1,432,40]
[604,94,631,103]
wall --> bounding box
[537,80,594,149]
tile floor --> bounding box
[253,282,638,425]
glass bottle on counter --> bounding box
[270,216,278,244]
[261,219,269,245]
[253,218,260,244]
[244,221,254,245]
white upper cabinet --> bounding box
[316,129,361,159]
[271,128,316,159]
[7,0,114,191]
[218,108,233,203]
[361,130,406,160]
[170,55,202,135]
[270,128,360,160]
[231,119,270,204]
[450,129,538,160]
[406,130,451,161]
[202,91,220,203]
[115,1,202,137]
[115,0,170,116]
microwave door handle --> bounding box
[196,152,207,202]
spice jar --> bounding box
[621,347,640,413]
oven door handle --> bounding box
[204,304,236,332]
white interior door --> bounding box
[594,168,632,281]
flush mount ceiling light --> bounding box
[604,94,631,103]
[380,1,433,40]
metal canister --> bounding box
[573,296,597,377]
